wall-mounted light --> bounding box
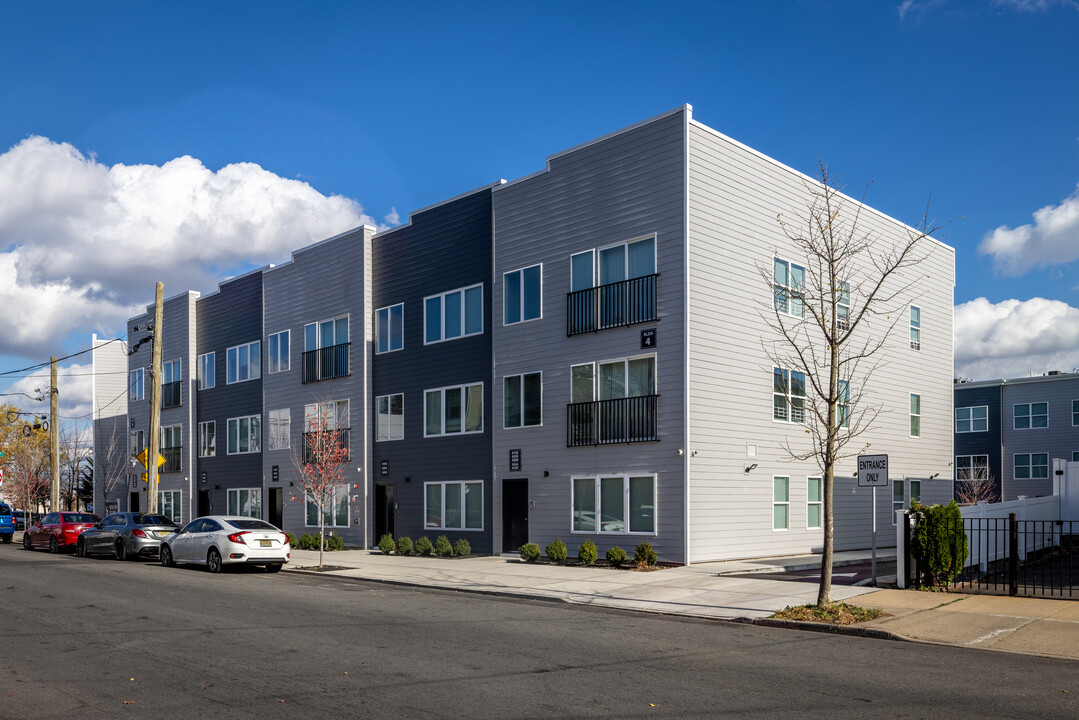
[744,463,758,473]
[929,473,940,480]
[543,470,549,477]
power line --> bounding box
[0,337,126,379]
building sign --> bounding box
[641,328,656,349]
[857,454,889,487]
[380,459,390,477]
[271,465,279,482]
[509,449,522,472]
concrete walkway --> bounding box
[285,548,1079,662]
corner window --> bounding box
[909,305,921,350]
[425,480,483,530]
[909,394,921,437]
[424,383,483,436]
[504,264,542,325]
[571,475,655,534]
[956,406,988,433]
[228,488,262,518]
[198,352,215,390]
[305,486,348,528]
[425,284,483,344]
[504,372,542,428]
[129,368,145,402]
[774,258,805,318]
[1014,453,1048,480]
[773,476,789,531]
[198,421,215,458]
[227,415,261,455]
[1014,402,1048,430]
[773,368,805,423]
[227,341,261,384]
[376,393,404,441]
[268,330,290,374]
[807,477,822,530]
[268,408,290,450]
[376,304,404,354]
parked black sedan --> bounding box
[75,512,179,560]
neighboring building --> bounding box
[90,334,129,515]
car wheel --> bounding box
[160,545,174,568]
[114,540,128,561]
[265,563,283,573]
[23,533,32,551]
[75,538,86,558]
[207,548,223,574]
[1,534,11,544]
[49,536,59,554]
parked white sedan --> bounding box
[159,516,290,573]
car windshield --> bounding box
[134,514,173,525]
[62,513,98,523]
[226,519,278,531]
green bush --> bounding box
[325,533,344,552]
[634,542,658,567]
[396,536,414,556]
[377,533,395,554]
[606,546,627,567]
[519,543,541,562]
[453,538,471,557]
[545,538,568,564]
[434,535,454,557]
[286,532,298,549]
[910,500,969,587]
[577,540,598,566]
[415,536,434,556]
[298,533,319,550]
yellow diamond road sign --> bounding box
[136,448,166,469]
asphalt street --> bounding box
[1,542,1076,719]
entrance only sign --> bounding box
[857,454,889,487]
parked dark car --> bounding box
[10,510,39,531]
[0,503,13,543]
[76,512,179,560]
[23,512,101,553]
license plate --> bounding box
[259,540,272,548]
[157,530,171,536]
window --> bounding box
[227,415,261,455]
[163,359,180,385]
[268,408,290,450]
[1073,400,1079,426]
[425,383,483,436]
[305,486,349,528]
[504,372,542,428]
[956,406,988,433]
[1073,451,1079,463]
[158,490,181,524]
[956,455,989,481]
[1014,453,1049,480]
[807,477,822,530]
[376,394,404,441]
[837,282,850,331]
[773,368,806,423]
[892,480,905,525]
[228,488,262,518]
[227,341,261,384]
[303,401,349,462]
[504,264,542,325]
[425,284,483,344]
[424,480,483,531]
[303,316,349,382]
[198,421,215,458]
[910,480,921,506]
[1014,402,1048,430]
[160,425,182,473]
[129,429,145,458]
[162,358,181,408]
[376,304,404,354]
[909,394,921,437]
[568,238,657,333]
[571,475,655,534]
[198,352,215,390]
[569,358,656,445]
[909,305,921,350]
[129,368,144,401]
[268,330,290,374]
[838,379,850,429]
[774,258,805,318]
[773,476,789,531]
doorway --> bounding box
[269,487,283,529]
[197,488,211,517]
[375,483,395,542]
[128,491,140,513]
[502,479,529,552]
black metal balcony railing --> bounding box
[566,395,659,447]
[161,381,181,409]
[302,428,351,464]
[302,342,350,383]
[567,274,658,336]
[161,446,182,473]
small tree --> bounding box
[956,472,999,506]
[59,421,92,510]
[93,423,131,513]
[0,405,51,513]
[290,399,350,568]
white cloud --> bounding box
[0,136,374,358]
[383,206,400,226]
[979,184,1079,275]
[991,0,1079,11]
[954,297,1079,379]
[5,361,94,423]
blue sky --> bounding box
[1,0,1078,417]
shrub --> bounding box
[910,500,969,587]
[545,538,568,564]
[396,536,414,556]
[519,543,541,562]
[377,534,395,554]
[434,535,454,557]
[634,542,658,567]
[415,536,434,556]
[577,540,598,566]
[298,533,319,550]
[286,532,298,549]
[453,538,471,557]
[325,533,344,552]
[606,546,627,567]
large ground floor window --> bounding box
[425,480,483,531]
[228,488,262,518]
[305,486,349,528]
[572,475,655,534]
[158,490,182,524]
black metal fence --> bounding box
[302,343,350,383]
[302,428,350,464]
[566,395,659,447]
[566,274,658,335]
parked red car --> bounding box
[23,512,101,553]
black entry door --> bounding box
[129,491,140,513]
[269,487,283,529]
[502,479,528,552]
[197,488,211,517]
[375,484,395,541]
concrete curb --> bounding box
[735,616,909,642]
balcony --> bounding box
[161,381,181,409]
[302,428,351,464]
[302,342,350,384]
[566,395,659,447]
[567,274,658,336]
[161,446,182,473]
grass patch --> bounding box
[770,602,883,625]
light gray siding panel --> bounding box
[1001,377,1079,499]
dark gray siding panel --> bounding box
[954,384,1003,501]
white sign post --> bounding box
[857,454,889,586]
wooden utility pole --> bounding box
[147,283,164,514]
[49,357,59,510]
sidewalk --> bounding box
[284,548,1079,661]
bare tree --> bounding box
[93,422,131,514]
[763,159,944,606]
[955,472,999,506]
[290,398,350,569]
[59,421,92,510]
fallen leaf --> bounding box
[688,667,696,670]
[279,699,288,703]
[129,678,135,682]
[650,703,656,707]
[123,701,135,705]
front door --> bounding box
[269,487,283,529]
[502,479,528,552]
[375,483,395,541]
[197,488,211,517]
[129,492,140,513]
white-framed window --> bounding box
[268,408,290,450]
[1014,453,1049,480]
[305,316,349,351]
[162,358,182,408]
[424,480,484,531]
[1014,402,1048,430]
[571,356,656,403]
[198,421,215,458]
[909,393,921,437]
[504,372,542,428]
[807,477,822,530]
[129,368,145,402]
[227,341,261,384]
[571,236,656,290]
[424,284,483,344]
[376,393,404,442]
[228,488,262,518]
[305,400,350,433]
[424,383,483,436]
[227,414,261,455]
[129,429,145,458]
[910,480,921,506]
[1073,400,1079,426]
[267,330,290,374]
[956,406,988,433]
[305,486,349,528]
[161,424,182,449]
[571,475,656,534]
[909,305,921,350]
[774,257,805,318]
[158,490,181,524]
[773,368,806,423]
[376,304,404,354]
[892,480,905,525]
[504,264,542,325]
[773,476,790,531]
[956,455,989,481]
[838,379,850,428]
[163,358,181,385]
[837,282,850,331]
[198,352,215,390]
